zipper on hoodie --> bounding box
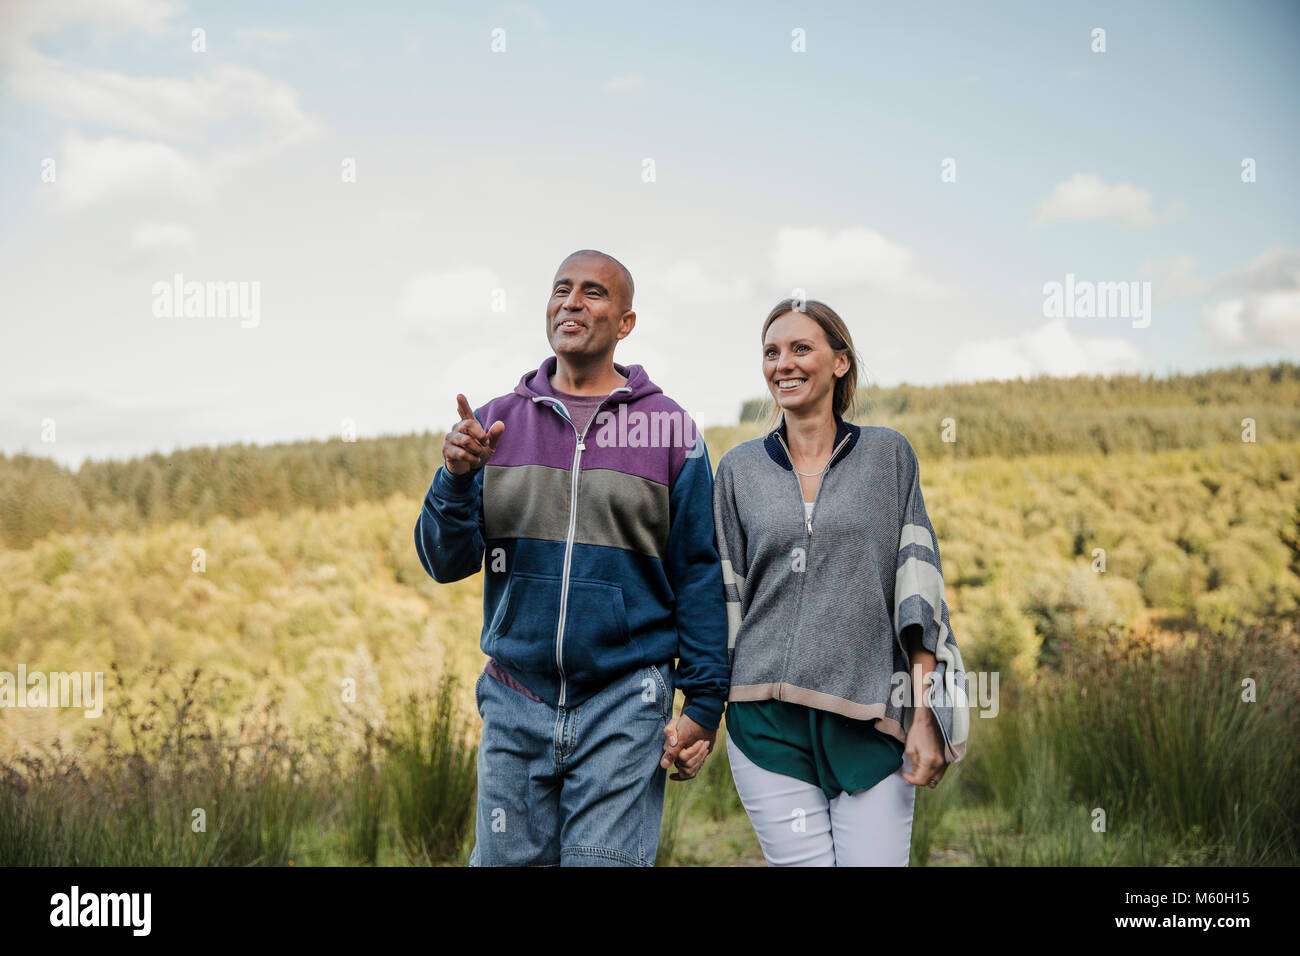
[535,387,632,708]
[773,429,851,692]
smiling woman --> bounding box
[756,299,861,433]
[716,296,969,867]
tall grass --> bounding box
[0,665,320,865]
[0,665,479,866]
[910,762,960,866]
[957,620,1300,864]
[340,731,385,865]
[693,725,743,823]
[381,677,478,865]
[655,777,691,866]
[6,618,1296,866]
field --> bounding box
[2,363,1298,865]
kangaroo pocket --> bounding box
[557,577,636,686]
[488,570,563,677]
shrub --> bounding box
[960,585,1041,685]
[1023,565,1140,668]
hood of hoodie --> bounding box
[515,354,663,406]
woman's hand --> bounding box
[902,628,948,788]
[902,708,948,789]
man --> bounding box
[413,249,729,866]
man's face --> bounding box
[546,254,635,360]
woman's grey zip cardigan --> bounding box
[713,413,969,764]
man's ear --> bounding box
[617,310,636,341]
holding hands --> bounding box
[660,712,716,781]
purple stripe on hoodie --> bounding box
[476,356,699,488]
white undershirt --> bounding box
[804,500,815,519]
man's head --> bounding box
[546,249,636,361]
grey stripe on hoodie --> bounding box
[713,415,969,763]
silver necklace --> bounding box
[792,459,831,478]
[782,435,834,477]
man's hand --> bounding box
[660,712,716,781]
[443,394,505,475]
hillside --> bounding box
[3,361,1297,551]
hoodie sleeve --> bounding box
[893,436,969,763]
[413,412,487,584]
[711,454,747,669]
[664,432,730,731]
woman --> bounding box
[711,298,969,866]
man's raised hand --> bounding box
[443,394,505,475]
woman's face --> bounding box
[762,311,847,417]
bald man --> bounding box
[414,250,730,866]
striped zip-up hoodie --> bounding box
[414,355,730,729]
[713,412,969,763]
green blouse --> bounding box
[725,698,905,801]
[725,498,906,800]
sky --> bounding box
[1,0,1297,469]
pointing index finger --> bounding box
[454,394,488,441]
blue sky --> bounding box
[1,0,1297,468]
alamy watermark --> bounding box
[0,666,104,718]
[1042,273,1151,328]
[50,886,150,935]
[891,665,999,718]
[152,273,261,328]
[570,405,705,458]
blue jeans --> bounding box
[470,660,676,866]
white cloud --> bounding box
[132,222,195,248]
[1203,299,1247,347]
[0,0,177,62]
[770,226,946,297]
[1248,291,1300,346]
[9,57,319,150]
[397,268,505,331]
[946,318,1146,382]
[1220,245,1300,294]
[1035,173,1179,226]
[56,133,213,208]
[2,1,320,209]
[1200,247,1300,349]
[1202,292,1300,350]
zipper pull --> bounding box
[806,515,812,535]
[577,441,586,451]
